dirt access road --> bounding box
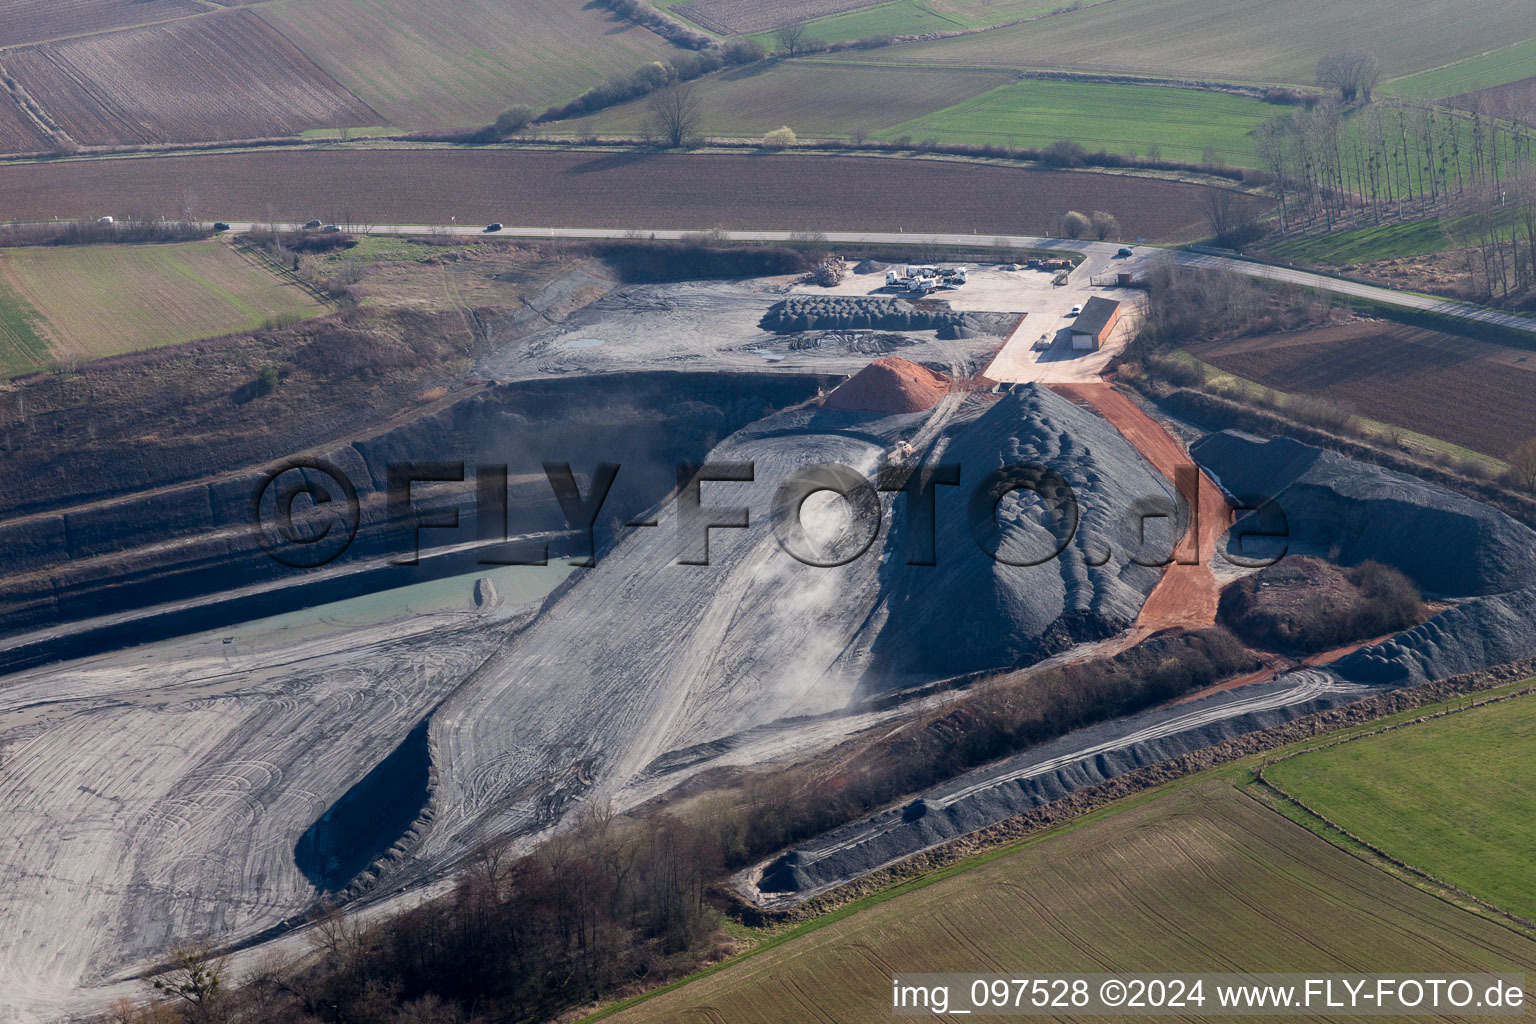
[1049,382,1231,631]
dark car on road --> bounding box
[484,222,503,233]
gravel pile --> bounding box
[1193,432,1536,597]
[822,356,951,413]
[761,295,974,333]
[1195,431,1536,687]
[863,384,1169,682]
[754,670,1370,897]
[1335,585,1536,684]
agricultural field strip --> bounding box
[1264,691,1536,921]
[1185,324,1536,459]
[554,63,1015,139]
[0,241,324,367]
[873,79,1278,162]
[0,261,50,377]
[253,0,684,127]
[0,10,381,150]
[599,779,1536,1024]
[1384,37,1536,100]
[0,151,1235,242]
[804,0,1536,85]
[0,0,219,49]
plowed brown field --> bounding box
[0,0,205,48]
[4,11,378,148]
[0,85,46,154]
[672,0,879,34]
[0,150,1243,242]
[1187,322,1536,459]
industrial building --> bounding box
[1070,296,1122,350]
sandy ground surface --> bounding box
[477,277,1014,382]
[791,255,1148,385]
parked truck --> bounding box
[885,265,966,294]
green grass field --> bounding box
[746,0,1077,47]
[812,0,1536,85]
[1269,217,1459,265]
[1384,38,1536,100]
[0,276,50,378]
[257,0,683,127]
[0,241,324,373]
[875,79,1279,163]
[1268,204,1527,265]
[1267,693,1536,922]
[553,62,1013,139]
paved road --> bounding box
[228,222,1536,338]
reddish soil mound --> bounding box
[824,357,951,414]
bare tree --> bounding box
[1316,49,1381,103]
[646,81,702,148]
[1203,187,1241,239]
[1509,437,1536,491]
[773,22,819,57]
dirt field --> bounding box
[1448,74,1536,118]
[3,11,379,149]
[0,0,205,48]
[0,150,1248,242]
[671,0,883,34]
[0,241,324,370]
[1050,382,1230,630]
[0,85,46,154]
[1187,321,1536,459]
[257,0,682,127]
[603,780,1536,1023]
[557,63,1014,140]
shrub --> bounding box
[761,125,796,149]
[1042,138,1086,167]
[1059,210,1091,239]
[720,37,766,64]
[492,105,536,138]
[256,363,280,395]
[1507,437,1536,491]
[1219,555,1424,653]
[1089,209,1119,240]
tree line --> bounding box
[1254,87,1536,303]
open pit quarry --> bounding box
[2,263,1533,1020]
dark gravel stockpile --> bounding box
[1337,586,1536,684]
[1195,431,1536,686]
[760,295,1005,335]
[1193,432,1536,597]
[755,671,1367,896]
[864,384,1170,683]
